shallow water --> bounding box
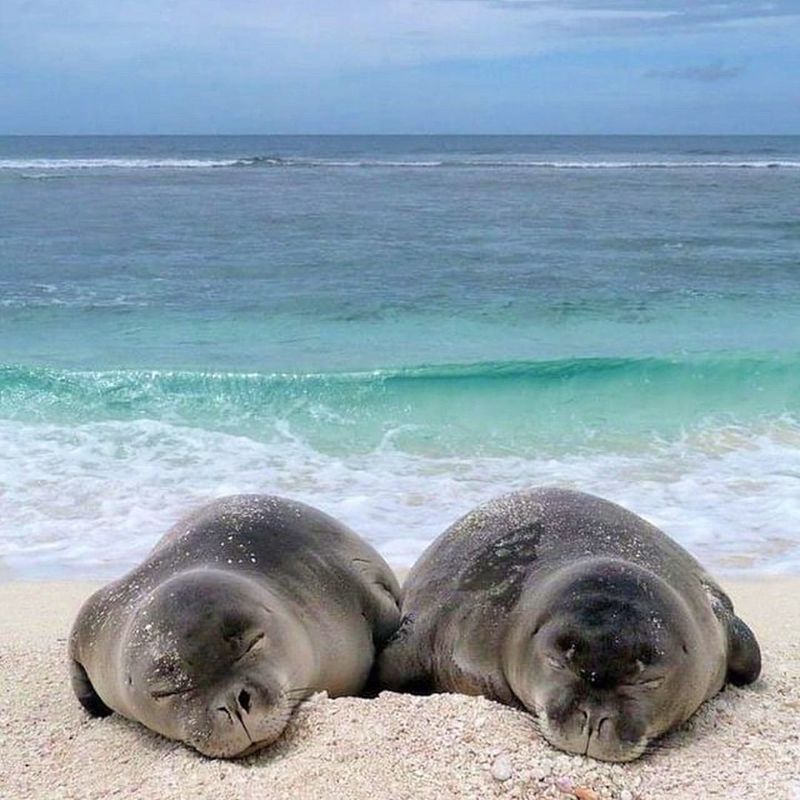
[1,135,798,577]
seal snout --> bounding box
[525,595,667,761]
[576,707,611,738]
[540,697,648,762]
[574,704,645,761]
[197,679,290,758]
[213,684,257,726]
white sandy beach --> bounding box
[1,577,798,800]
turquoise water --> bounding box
[1,135,799,577]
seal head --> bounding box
[505,560,721,761]
[120,569,313,757]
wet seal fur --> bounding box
[377,487,761,761]
[70,495,401,758]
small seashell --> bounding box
[574,788,600,800]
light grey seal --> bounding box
[377,487,760,761]
[70,495,401,758]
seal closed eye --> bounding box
[69,494,401,758]
[376,487,761,762]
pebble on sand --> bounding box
[491,754,513,782]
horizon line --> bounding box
[2,132,799,138]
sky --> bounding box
[2,0,800,134]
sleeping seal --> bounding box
[70,495,401,758]
[377,487,760,761]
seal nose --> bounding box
[578,708,589,733]
[215,686,254,724]
[594,715,611,738]
[577,705,612,739]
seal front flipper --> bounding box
[701,580,761,686]
[725,615,761,686]
[450,634,518,706]
[70,659,113,717]
[375,614,433,694]
[350,556,402,647]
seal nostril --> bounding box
[238,689,251,714]
[597,716,611,737]
[579,708,589,733]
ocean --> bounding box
[1,134,799,578]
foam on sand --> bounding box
[2,413,800,578]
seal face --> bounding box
[377,487,761,762]
[69,495,401,758]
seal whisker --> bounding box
[644,737,684,753]
[286,686,317,696]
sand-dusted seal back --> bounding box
[70,495,401,757]
[377,487,760,761]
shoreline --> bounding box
[2,577,798,799]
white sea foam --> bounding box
[1,158,241,170]
[1,417,798,579]
[301,160,446,167]
[4,157,800,171]
[249,158,800,170]
[459,160,800,169]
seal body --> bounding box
[70,495,401,757]
[377,487,760,761]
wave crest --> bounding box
[1,355,797,455]
[4,157,800,172]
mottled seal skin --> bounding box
[377,488,760,761]
[70,495,401,758]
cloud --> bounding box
[0,0,560,76]
[445,0,800,34]
[644,60,746,82]
[3,0,800,83]
[2,0,800,133]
